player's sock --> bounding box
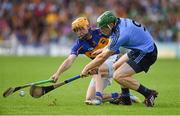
[121,88,130,96]
[94,92,103,105]
[121,88,132,105]
[137,84,152,98]
[95,92,103,100]
[111,92,119,99]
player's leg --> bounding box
[99,55,120,101]
[113,47,158,107]
[113,62,158,106]
[84,56,117,105]
[99,54,141,104]
[109,54,133,105]
[85,74,105,105]
[94,73,104,103]
[85,65,109,105]
[85,54,141,105]
[85,77,96,101]
[98,63,119,101]
[113,63,139,90]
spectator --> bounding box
[0,0,179,48]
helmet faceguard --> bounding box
[97,11,117,36]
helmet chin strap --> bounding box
[103,24,112,36]
[107,24,112,30]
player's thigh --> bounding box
[113,53,129,70]
[113,62,136,79]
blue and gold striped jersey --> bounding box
[71,28,120,59]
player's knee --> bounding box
[113,71,124,78]
[112,63,118,70]
[113,71,119,81]
[98,67,103,74]
[113,76,126,85]
[113,71,126,82]
[98,66,108,78]
[100,72,108,78]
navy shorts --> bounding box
[127,44,158,73]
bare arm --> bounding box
[91,48,103,56]
[92,45,109,56]
[81,48,114,76]
[51,54,77,82]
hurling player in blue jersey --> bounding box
[50,17,140,105]
[81,11,158,107]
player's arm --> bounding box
[81,48,114,77]
[51,54,77,82]
[92,39,111,56]
[91,48,103,56]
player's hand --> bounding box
[81,69,89,78]
[50,73,59,83]
[81,68,98,78]
[88,68,98,75]
[92,49,103,56]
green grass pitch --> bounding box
[0,56,180,115]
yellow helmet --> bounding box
[72,17,89,31]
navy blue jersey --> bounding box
[71,29,120,59]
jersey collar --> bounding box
[112,18,121,33]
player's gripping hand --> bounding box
[81,68,89,78]
[50,73,59,83]
[92,49,103,56]
[88,68,98,75]
[81,68,98,78]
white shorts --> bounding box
[89,54,119,89]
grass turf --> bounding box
[0,56,180,115]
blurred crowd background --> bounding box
[0,0,180,55]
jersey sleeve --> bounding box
[70,40,82,56]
